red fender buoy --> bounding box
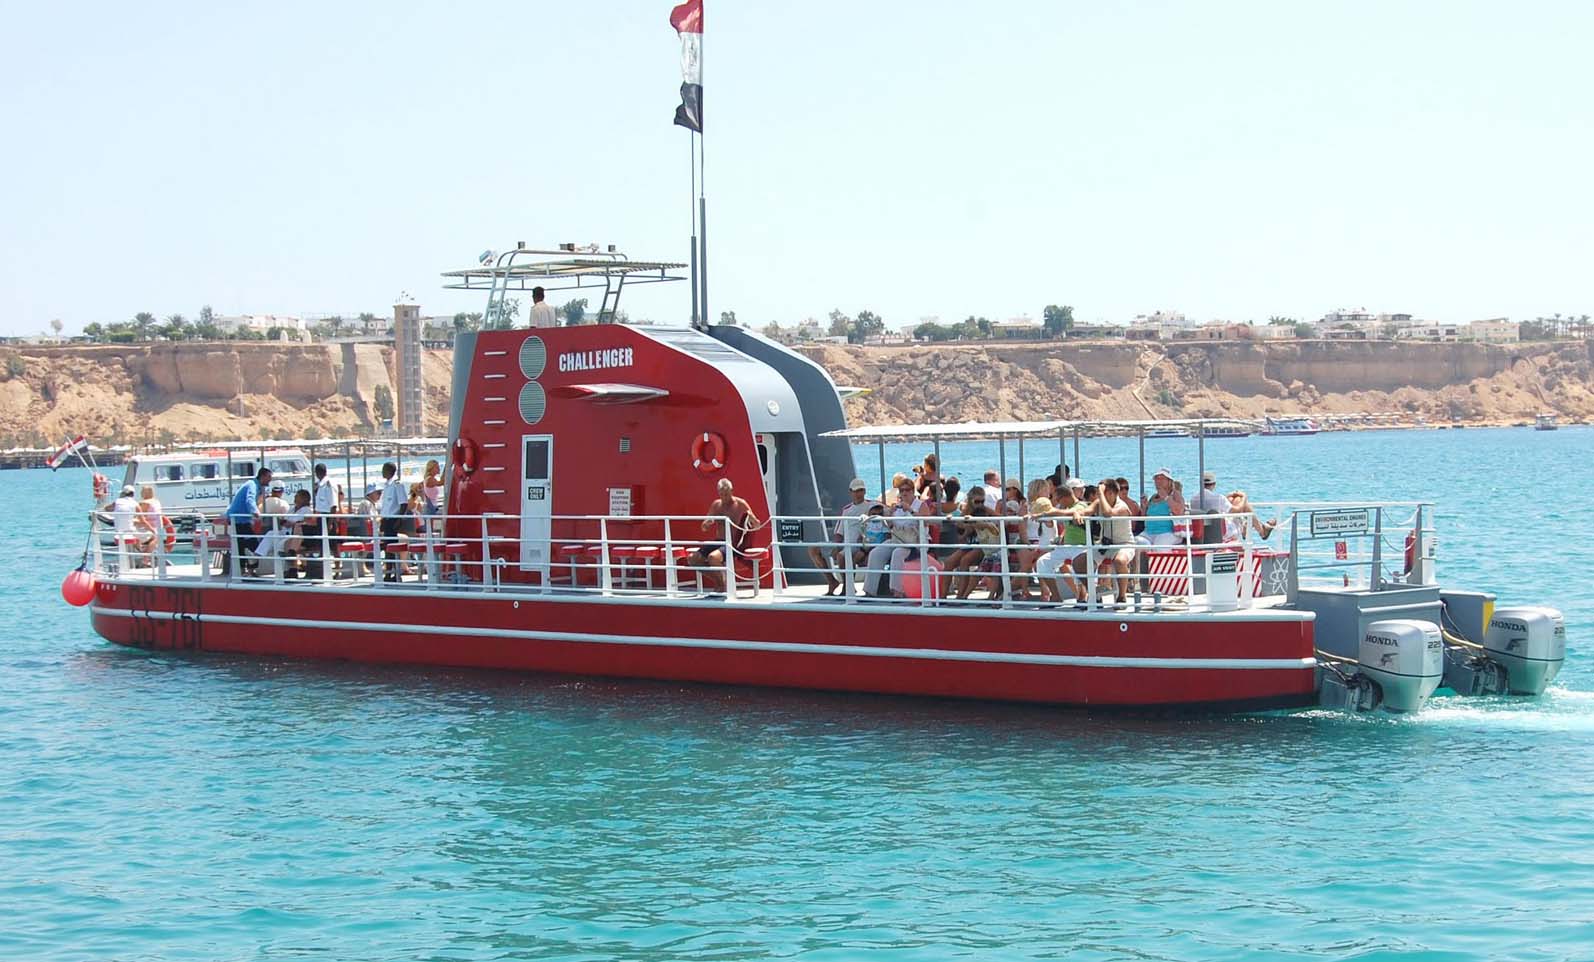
[691,432,726,474]
[452,436,480,477]
[62,567,96,607]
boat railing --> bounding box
[85,503,1423,614]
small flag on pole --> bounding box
[670,0,703,132]
[46,435,89,471]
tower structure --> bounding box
[393,303,424,436]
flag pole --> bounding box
[689,133,700,328]
[698,128,708,327]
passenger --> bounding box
[111,484,148,557]
[529,285,557,328]
[1171,479,1192,543]
[945,499,998,600]
[1190,470,1228,545]
[1225,490,1278,542]
[307,463,336,580]
[377,462,406,583]
[980,470,1003,509]
[279,490,315,577]
[1035,479,1090,604]
[940,484,989,597]
[226,467,272,574]
[688,478,760,593]
[1003,478,1026,516]
[865,476,926,597]
[421,459,443,516]
[1115,477,1141,531]
[916,452,941,494]
[861,502,889,547]
[808,477,875,596]
[253,481,292,575]
[1048,463,1071,490]
[134,484,164,559]
[886,472,910,507]
[1015,495,1059,601]
[941,476,961,514]
[1092,478,1137,607]
[1142,467,1187,546]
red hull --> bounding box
[88,580,1317,710]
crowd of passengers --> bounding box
[103,459,447,581]
[806,454,1276,607]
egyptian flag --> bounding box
[46,434,88,471]
[670,0,702,132]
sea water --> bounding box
[3,427,1592,961]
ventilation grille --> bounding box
[518,382,547,425]
[619,437,632,453]
[518,336,547,380]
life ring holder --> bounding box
[691,432,726,474]
[452,436,481,478]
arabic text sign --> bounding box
[1309,508,1370,539]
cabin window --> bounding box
[757,443,769,476]
[161,465,184,482]
[524,440,550,480]
[193,463,220,480]
[233,461,256,478]
[269,459,302,476]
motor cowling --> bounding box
[1483,606,1566,696]
[1359,619,1443,713]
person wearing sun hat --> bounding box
[1143,467,1185,546]
[809,478,877,595]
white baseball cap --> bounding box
[848,478,867,491]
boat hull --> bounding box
[88,581,1318,711]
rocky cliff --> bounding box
[0,343,453,446]
[1,338,1589,447]
[803,340,1594,426]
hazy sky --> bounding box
[2,0,1590,337]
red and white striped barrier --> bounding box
[1143,548,1289,597]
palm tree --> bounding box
[133,312,157,341]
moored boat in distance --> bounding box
[65,247,1567,715]
[1263,416,1320,436]
[1535,413,1559,431]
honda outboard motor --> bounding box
[1483,606,1566,695]
[1358,619,1443,713]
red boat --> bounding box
[78,247,1505,712]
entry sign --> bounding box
[607,487,632,518]
[1310,508,1370,538]
[1209,552,1240,575]
[777,519,804,543]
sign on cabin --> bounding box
[1309,508,1370,538]
[607,487,632,518]
[777,519,805,543]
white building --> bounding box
[213,314,310,340]
[1395,323,1462,342]
[1463,318,1520,343]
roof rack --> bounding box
[821,417,1263,442]
[442,246,686,327]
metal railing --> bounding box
[86,503,1400,615]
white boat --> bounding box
[1264,416,1320,436]
[1535,414,1559,431]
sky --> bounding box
[1,0,1591,337]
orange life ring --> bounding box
[162,516,177,551]
[92,473,110,499]
[452,436,480,477]
[691,432,726,474]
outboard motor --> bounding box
[1358,619,1443,713]
[1483,606,1566,695]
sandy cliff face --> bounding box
[803,340,1594,427]
[0,343,453,445]
[1,338,1589,446]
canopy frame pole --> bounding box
[1073,426,1081,482]
[877,441,886,499]
[1198,424,1206,507]
[1017,437,1025,491]
[1138,428,1146,507]
[998,437,1007,491]
[932,438,941,486]
[1057,428,1066,481]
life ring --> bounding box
[162,516,177,552]
[92,473,110,500]
[452,436,480,477]
[691,432,726,474]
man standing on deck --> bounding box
[529,286,557,329]
[1191,470,1228,545]
[306,463,336,580]
[227,467,272,575]
[377,462,406,582]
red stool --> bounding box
[440,543,471,582]
[738,547,771,598]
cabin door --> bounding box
[755,433,778,517]
[520,435,553,574]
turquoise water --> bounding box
[5,428,1594,961]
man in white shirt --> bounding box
[306,463,336,580]
[529,286,557,328]
[980,470,1004,511]
[377,462,407,582]
[808,478,877,595]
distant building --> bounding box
[214,314,310,340]
[990,315,1043,339]
[1067,324,1126,340]
[1396,323,1462,342]
[1463,318,1520,343]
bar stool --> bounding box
[737,547,771,598]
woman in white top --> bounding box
[865,478,929,597]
